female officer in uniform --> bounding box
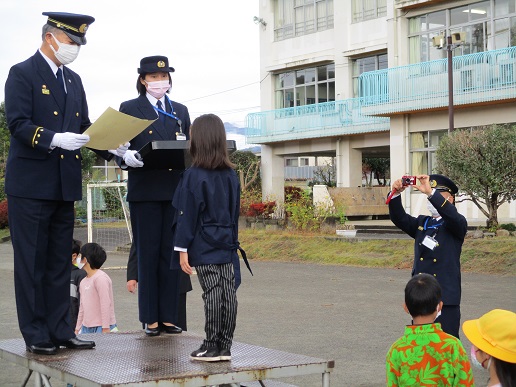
[118,56,191,336]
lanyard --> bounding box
[424,217,443,238]
[423,217,443,230]
[153,96,183,133]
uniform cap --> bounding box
[429,174,458,195]
[138,56,175,74]
[43,12,95,45]
[462,309,516,363]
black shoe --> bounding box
[145,324,161,337]
[219,348,232,361]
[190,345,220,362]
[160,323,182,334]
[58,337,95,349]
[26,342,57,355]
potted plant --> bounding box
[335,208,357,238]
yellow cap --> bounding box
[462,309,516,363]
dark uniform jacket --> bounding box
[389,191,468,305]
[172,167,248,287]
[4,51,110,201]
[118,95,190,202]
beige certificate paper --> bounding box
[84,107,156,150]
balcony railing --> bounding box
[359,46,516,115]
[245,99,390,144]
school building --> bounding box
[246,0,516,223]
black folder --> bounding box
[137,140,237,170]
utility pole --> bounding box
[447,35,454,133]
[433,33,464,133]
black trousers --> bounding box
[130,201,180,325]
[196,263,237,350]
[435,304,461,338]
[8,195,75,346]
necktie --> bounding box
[156,100,165,123]
[56,68,65,91]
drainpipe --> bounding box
[336,138,341,187]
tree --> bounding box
[435,124,516,228]
[363,157,389,187]
[310,160,336,187]
[230,150,260,192]
[0,102,10,178]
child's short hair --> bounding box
[80,243,107,270]
[405,273,442,317]
[72,239,82,256]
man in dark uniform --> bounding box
[4,12,126,355]
[388,174,467,338]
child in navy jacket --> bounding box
[173,113,251,362]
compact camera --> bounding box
[401,175,417,186]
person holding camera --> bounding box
[388,174,468,338]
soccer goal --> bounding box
[86,182,132,253]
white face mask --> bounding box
[49,33,80,65]
[470,346,492,370]
[145,80,170,99]
[427,201,440,217]
[76,256,85,269]
[434,305,442,321]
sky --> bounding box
[0,0,261,137]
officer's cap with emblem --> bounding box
[429,174,458,195]
[138,56,175,74]
[42,12,95,46]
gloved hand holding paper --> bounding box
[83,107,156,150]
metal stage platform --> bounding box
[0,331,334,386]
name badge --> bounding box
[176,132,186,141]
[422,235,439,251]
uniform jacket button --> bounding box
[420,257,423,261]
[149,130,153,134]
[54,111,58,115]
[60,155,64,159]
[75,155,79,159]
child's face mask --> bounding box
[76,256,85,269]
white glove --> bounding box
[123,150,144,168]
[108,142,130,157]
[51,132,90,151]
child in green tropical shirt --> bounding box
[386,273,474,386]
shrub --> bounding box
[500,223,516,232]
[0,179,5,202]
[0,199,8,229]
[285,186,303,202]
[240,188,262,216]
[247,201,276,218]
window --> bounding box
[275,64,335,108]
[352,0,387,23]
[300,158,310,166]
[409,130,447,175]
[275,0,334,41]
[352,54,388,97]
[285,158,299,167]
[408,0,516,64]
